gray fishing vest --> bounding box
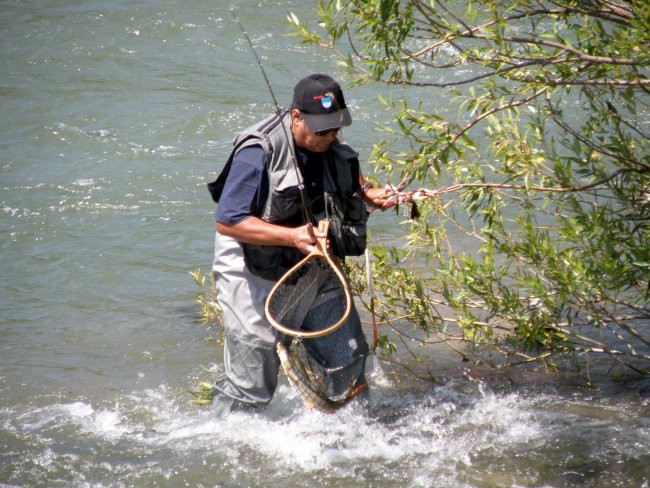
[209,110,368,280]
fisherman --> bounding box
[209,74,393,416]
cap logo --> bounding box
[313,92,335,111]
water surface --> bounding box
[1,1,648,487]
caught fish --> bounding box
[276,341,365,414]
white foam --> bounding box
[91,410,127,436]
[73,178,95,186]
[3,373,645,486]
[103,379,542,478]
[0,378,544,483]
[60,401,95,418]
[153,145,181,156]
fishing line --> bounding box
[265,220,352,339]
[365,248,379,349]
[272,272,321,322]
[229,8,314,227]
[225,5,323,372]
[205,9,323,411]
[213,7,367,414]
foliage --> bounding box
[291,0,650,375]
[189,268,223,339]
[188,269,222,404]
[190,381,217,405]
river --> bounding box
[1,1,648,487]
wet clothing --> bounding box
[211,111,369,415]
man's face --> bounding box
[291,109,340,153]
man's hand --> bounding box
[216,218,327,255]
[289,223,326,255]
[363,186,398,211]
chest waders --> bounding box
[207,13,368,414]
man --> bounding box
[209,74,392,416]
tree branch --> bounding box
[394,168,646,201]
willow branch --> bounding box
[515,77,650,87]
[394,87,548,190]
[394,168,644,202]
[545,99,649,170]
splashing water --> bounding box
[2,364,648,487]
[0,1,647,487]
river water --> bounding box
[0,1,648,487]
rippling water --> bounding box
[1,1,648,487]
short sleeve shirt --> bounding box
[215,146,267,224]
[215,144,325,224]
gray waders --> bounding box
[211,231,368,417]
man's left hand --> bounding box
[363,186,398,211]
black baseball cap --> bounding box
[292,74,352,133]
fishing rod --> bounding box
[230,10,315,228]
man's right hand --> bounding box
[216,218,326,255]
[289,223,326,255]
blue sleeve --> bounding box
[215,145,268,224]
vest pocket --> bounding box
[328,218,367,258]
[265,186,303,224]
[327,195,369,258]
[242,244,304,281]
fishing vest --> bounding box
[208,110,368,281]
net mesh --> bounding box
[267,258,365,411]
[278,335,365,413]
[266,259,345,335]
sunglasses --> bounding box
[314,127,341,137]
